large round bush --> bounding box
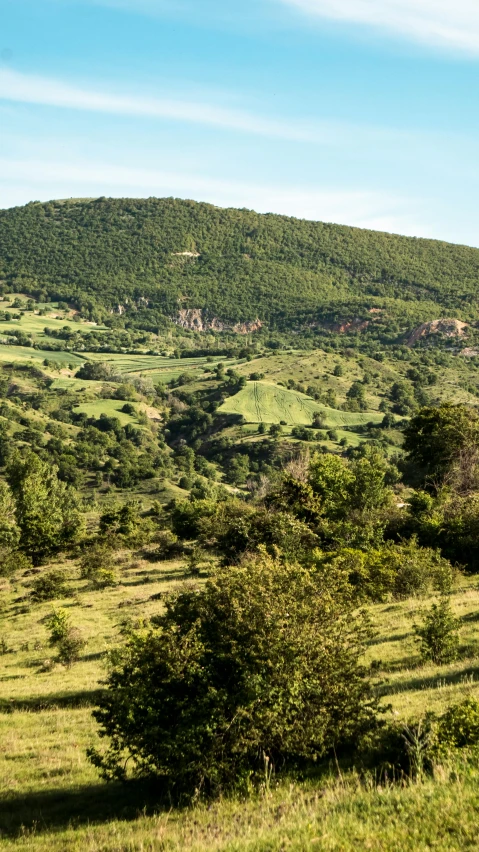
[90,553,376,797]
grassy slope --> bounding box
[219,381,384,426]
[0,312,106,340]
[0,345,85,367]
[1,558,479,851]
[72,399,139,426]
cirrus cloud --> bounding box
[0,68,316,142]
[278,0,479,54]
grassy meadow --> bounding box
[0,313,106,339]
[219,381,385,427]
[0,345,85,369]
[1,553,479,851]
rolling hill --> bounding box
[1,197,479,335]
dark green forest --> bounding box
[1,197,479,334]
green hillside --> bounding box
[1,198,479,333]
[219,381,384,426]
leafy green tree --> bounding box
[0,481,19,552]
[225,454,250,486]
[309,454,354,520]
[404,404,479,490]
[265,475,322,526]
[347,381,365,401]
[311,412,325,429]
[7,453,84,563]
[348,448,391,512]
[89,553,376,795]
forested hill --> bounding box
[1,196,479,329]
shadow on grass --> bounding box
[119,569,187,588]
[0,779,165,839]
[0,689,103,713]
[368,632,411,647]
[376,663,479,697]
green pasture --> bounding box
[219,381,384,426]
[49,377,106,391]
[72,399,138,426]
[0,311,107,338]
[83,353,210,372]
[0,345,85,367]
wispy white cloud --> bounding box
[0,157,428,237]
[278,0,479,54]
[0,68,318,141]
[0,68,439,156]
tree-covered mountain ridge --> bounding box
[1,196,479,331]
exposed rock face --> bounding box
[177,309,207,331]
[407,319,469,347]
[333,318,370,334]
[176,309,262,334]
[461,348,479,358]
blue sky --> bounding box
[0,0,478,245]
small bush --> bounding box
[186,545,214,577]
[45,608,85,666]
[45,608,71,644]
[153,530,183,560]
[30,570,69,602]
[80,543,117,588]
[415,598,460,665]
[432,698,479,755]
[57,629,86,667]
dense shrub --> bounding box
[322,540,455,602]
[432,698,479,754]
[415,598,461,664]
[0,549,32,577]
[30,570,69,602]
[45,608,86,666]
[80,542,117,588]
[89,553,376,797]
[202,500,319,562]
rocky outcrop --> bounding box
[333,318,370,334]
[407,319,468,347]
[176,309,263,334]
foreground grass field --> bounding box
[1,554,479,850]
